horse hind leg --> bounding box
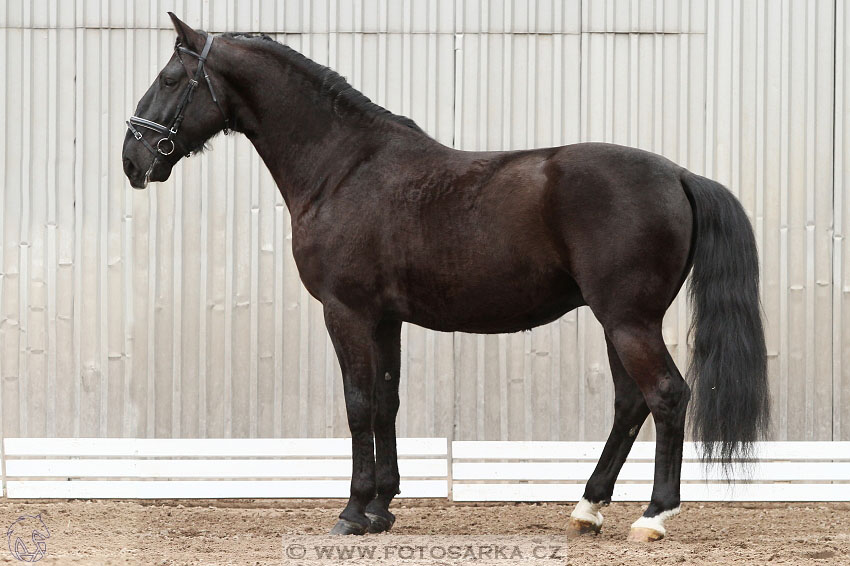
[563,177,693,540]
[605,321,690,542]
[568,335,650,536]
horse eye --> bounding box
[163,77,177,88]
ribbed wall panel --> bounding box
[0,0,845,441]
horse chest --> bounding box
[289,223,378,304]
[289,231,327,299]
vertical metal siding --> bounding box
[0,0,845,441]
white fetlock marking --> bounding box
[570,498,604,527]
[630,506,681,536]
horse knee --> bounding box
[345,396,374,434]
[374,402,399,431]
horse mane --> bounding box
[220,32,424,134]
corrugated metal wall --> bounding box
[1,0,846,442]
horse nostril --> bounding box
[123,156,138,177]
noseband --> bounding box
[126,34,229,171]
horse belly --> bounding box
[398,265,585,334]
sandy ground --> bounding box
[0,498,847,565]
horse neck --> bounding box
[220,43,407,212]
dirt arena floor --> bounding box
[0,498,847,565]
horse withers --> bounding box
[122,14,769,542]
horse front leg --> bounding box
[324,304,379,535]
[365,320,402,533]
[568,336,650,536]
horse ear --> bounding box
[168,12,203,51]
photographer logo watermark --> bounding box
[6,514,50,563]
[282,535,566,564]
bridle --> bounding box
[126,34,229,180]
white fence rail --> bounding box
[451,441,850,502]
[3,438,849,501]
[2,437,448,499]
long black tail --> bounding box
[681,171,770,466]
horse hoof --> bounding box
[366,511,395,533]
[627,527,665,543]
[330,519,368,535]
[628,506,677,542]
[566,517,601,537]
[568,498,603,537]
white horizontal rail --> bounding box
[6,459,447,479]
[452,461,850,482]
[451,483,850,502]
[451,441,850,461]
[5,480,448,499]
[3,437,447,458]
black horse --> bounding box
[123,14,769,542]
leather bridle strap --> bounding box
[178,43,230,134]
[126,33,228,163]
